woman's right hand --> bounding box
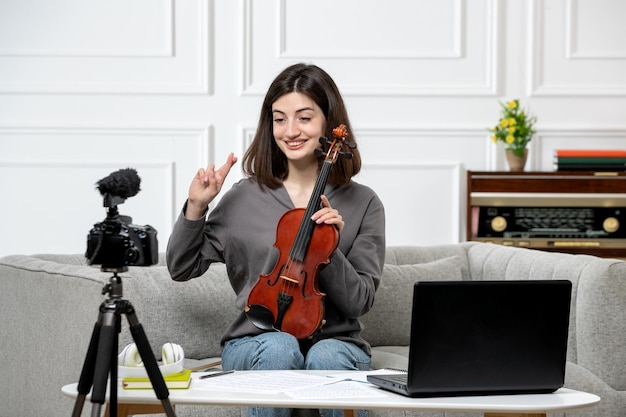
[185,153,238,220]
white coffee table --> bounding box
[62,370,600,417]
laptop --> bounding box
[367,280,572,397]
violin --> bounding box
[245,124,354,339]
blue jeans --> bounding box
[222,332,371,417]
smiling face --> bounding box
[272,92,326,168]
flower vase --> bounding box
[505,149,528,171]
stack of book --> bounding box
[554,149,626,171]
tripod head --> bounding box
[101,266,128,301]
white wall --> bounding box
[1,0,625,257]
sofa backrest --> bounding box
[4,242,625,392]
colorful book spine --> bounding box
[554,149,626,158]
[553,149,626,171]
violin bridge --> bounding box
[279,275,299,284]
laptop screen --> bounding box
[406,280,572,396]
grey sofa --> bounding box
[1,242,625,417]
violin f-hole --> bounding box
[266,264,288,287]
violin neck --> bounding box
[289,159,334,261]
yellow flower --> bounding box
[488,99,536,151]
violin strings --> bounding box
[277,158,334,304]
[291,160,332,262]
[280,159,332,301]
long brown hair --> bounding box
[242,63,361,189]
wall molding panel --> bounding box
[0,0,211,94]
[0,159,174,256]
[241,0,500,96]
[0,0,175,58]
[278,0,464,59]
[565,0,626,59]
[0,124,213,255]
[528,0,626,96]
[358,162,463,245]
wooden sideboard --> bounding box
[466,171,626,258]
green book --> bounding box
[122,369,192,390]
[556,156,626,164]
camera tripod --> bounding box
[71,267,177,417]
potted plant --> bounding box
[490,99,537,171]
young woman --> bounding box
[166,63,385,417]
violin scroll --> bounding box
[332,124,349,140]
[318,124,356,161]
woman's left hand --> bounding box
[312,195,344,234]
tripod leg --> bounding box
[71,321,101,417]
[90,309,118,417]
[108,314,120,417]
[125,309,177,417]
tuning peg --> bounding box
[318,136,330,145]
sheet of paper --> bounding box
[193,370,331,394]
[284,381,387,399]
[193,369,406,394]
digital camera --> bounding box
[86,216,158,268]
[85,168,158,269]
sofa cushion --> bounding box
[370,345,410,370]
[385,245,471,280]
[360,256,463,347]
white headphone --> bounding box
[118,342,184,367]
[161,342,184,365]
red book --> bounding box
[555,149,626,158]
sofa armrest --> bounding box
[576,260,626,391]
[0,255,106,417]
